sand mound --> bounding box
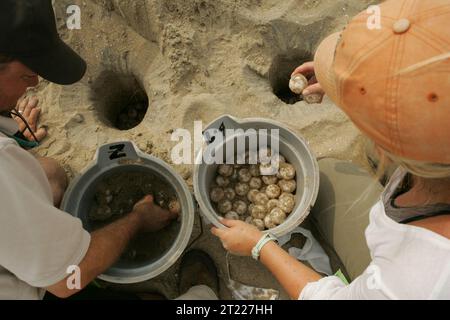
[32,0,377,181]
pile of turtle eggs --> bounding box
[210,152,297,231]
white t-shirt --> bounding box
[0,116,90,300]
[300,185,450,299]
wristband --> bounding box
[251,233,278,261]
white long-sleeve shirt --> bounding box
[300,199,450,300]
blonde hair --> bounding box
[383,150,450,179]
[367,138,450,179]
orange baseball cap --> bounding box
[314,0,450,164]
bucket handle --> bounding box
[95,141,141,169]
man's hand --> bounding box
[13,96,47,141]
[132,195,179,233]
[211,219,264,256]
[47,194,179,298]
[291,61,325,97]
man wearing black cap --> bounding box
[0,0,179,299]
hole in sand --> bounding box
[91,71,149,130]
[269,53,312,105]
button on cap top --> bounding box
[393,18,411,34]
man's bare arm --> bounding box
[46,195,177,298]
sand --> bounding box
[30,0,378,299]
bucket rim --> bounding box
[61,141,195,284]
[193,116,320,237]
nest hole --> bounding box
[269,52,312,105]
[91,71,149,130]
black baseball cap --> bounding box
[0,0,86,85]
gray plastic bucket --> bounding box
[193,115,319,238]
[61,141,195,284]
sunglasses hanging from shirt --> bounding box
[7,110,40,149]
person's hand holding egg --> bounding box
[290,61,325,104]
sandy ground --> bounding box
[30,0,378,299]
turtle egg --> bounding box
[245,216,253,224]
[218,164,234,177]
[267,199,279,212]
[264,215,277,230]
[289,74,308,95]
[225,211,240,220]
[259,148,272,161]
[278,163,296,180]
[247,189,259,203]
[216,175,230,187]
[93,205,112,221]
[252,219,266,231]
[278,179,297,194]
[266,184,281,199]
[251,205,267,220]
[249,177,263,190]
[270,208,287,224]
[249,164,260,177]
[233,200,248,216]
[235,182,250,196]
[224,187,236,201]
[238,168,252,183]
[264,208,287,229]
[168,199,181,214]
[262,175,278,185]
[273,154,286,164]
[254,192,270,206]
[304,93,323,104]
[268,152,284,165]
[279,193,295,213]
[260,162,277,176]
[218,200,233,214]
[247,204,255,215]
[210,187,225,203]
